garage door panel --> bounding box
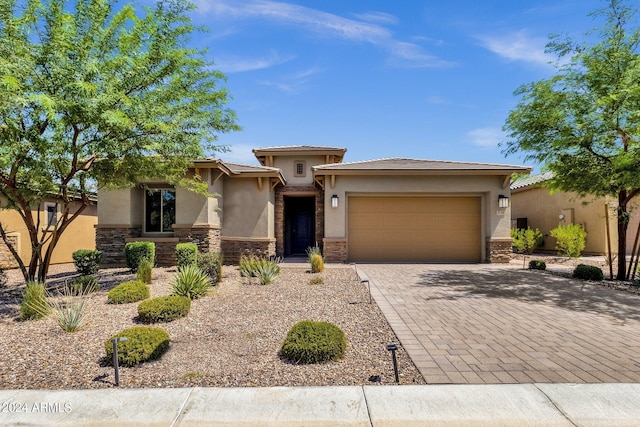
[348,196,481,262]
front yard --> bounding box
[0,264,424,389]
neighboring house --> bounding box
[96,146,530,266]
[510,173,638,255]
[0,196,97,269]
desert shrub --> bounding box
[176,243,198,268]
[197,251,223,284]
[104,326,170,367]
[550,224,587,258]
[280,320,347,364]
[528,260,547,271]
[107,280,150,304]
[511,228,543,254]
[171,264,211,299]
[68,275,99,295]
[253,258,281,285]
[49,286,90,332]
[124,242,155,272]
[309,276,324,285]
[0,268,7,288]
[573,264,604,281]
[306,243,321,260]
[239,254,260,278]
[137,259,153,284]
[72,249,102,276]
[309,253,324,273]
[138,296,191,323]
[20,281,49,320]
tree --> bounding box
[503,0,640,280]
[0,0,239,283]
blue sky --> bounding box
[186,0,604,169]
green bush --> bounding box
[49,286,89,332]
[104,326,170,367]
[511,228,543,254]
[137,259,153,284]
[309,253,324,273]
[176,243,198,268]
[124,242,155,272]
[239,254,259,278]
[280,320,347,364]
[254,258,281,285]
[528,260,547,270]
[138,295,191,323]
[197,251,223,284]
[550,224,587,258]
[72,249,102,276]
[20,281,49,320]
[68,275,99,295]
[171,264,211,299]
[107,280,150,304]
[573,264,604,281]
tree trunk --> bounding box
[617,191,629,280]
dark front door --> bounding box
[285,197,315,256]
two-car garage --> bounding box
[347,196,481,263]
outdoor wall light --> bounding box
[331,195,339,208]
[498,195,510,208]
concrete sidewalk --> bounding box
[1,383,640,426]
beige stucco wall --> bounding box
[0,201,97,268]
[97,188,143,226]
[273,155,327,186]
[221,177,274,238]
[323,174,512,259]
[511,187,617,254]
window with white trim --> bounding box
[145,188,176,233]
[44,202,58,227]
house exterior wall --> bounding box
[511,187,617,255]
[0,201,97,269]
[273,155,326,185]
[321,174,511,263]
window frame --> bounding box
[144,187,176,234]
[44,201,59,228]
[294,160,306,177]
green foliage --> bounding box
[125,242,156,272]
[239,254,281,284]
[308,276,324,285]
[502,0,640,279]
[171,264,211,299]
[48,286,90,332]
[528,260,547,270]
[306,244,321,261]
[68,275,99,295]
[573,264,604,281]
[136,259,153,284]
[20,281,49,320]
[105,326,170,367]
[72,249,102,276]
[138,296,191,323]
[176,243,198,268]
[280,320,347,364]
[0,0,239,284]
[550,224,587,258]
[107,281,150,304]
[309,253,325,273]
[511,228,543,255]
[197,251,223,284]
[239,254,260,278]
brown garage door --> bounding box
[348,196,481,262]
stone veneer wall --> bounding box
[95,225,142,267]
[173,226,221,254]
[323,238,347,263]
[0,233,19,269]
[486,238,512,263]
[221,237,276,264]
[274,184,324,258]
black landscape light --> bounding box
[386,343,399,383]
[112,337,128,386]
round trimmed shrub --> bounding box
[573,264,604,281]
[138,296,191,323]
[176,243,198,268]
[280,320,347,364]
[124,241,155,272]
[68,275,99,295]
[107,280,150,304]
[528,260,546,271]
[105,326,170,367]
[72,249,102,275]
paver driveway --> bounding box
[356,264,640,384]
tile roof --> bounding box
[510,171,555,190]
[252,145,346,153]
[222,161,282,174]
[313,157,530,172]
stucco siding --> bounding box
[273,155,326,185]
[222,178,274,238]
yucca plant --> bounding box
[171,264,211,299]
[48,286,90,332]
[253,258,281,285]
[20,281,49,320]
[239,254,260,278]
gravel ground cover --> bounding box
[0,264,424,389]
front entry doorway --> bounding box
[284,196,315,256]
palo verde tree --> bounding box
[0,0,239,282]
[503,0,640,280]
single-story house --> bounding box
[510,172,638,255]
[96,146,530,266]
[0,196,97,269]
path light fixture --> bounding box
[386,343,399,383]
[331,195,339,208]
[112,337,128,386]
[498,195,510,208]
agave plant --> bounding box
[171,264,211,299]
[253,258,281,285]
[49,287,90,332]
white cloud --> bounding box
[352,11,399,26]
[206,0,451,68]
[213,51,294,73]
[468,127,504,148]
[478,30,555,67]
[258,66,324,93]
[426,96,450,105]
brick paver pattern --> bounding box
[356,264,640,384]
